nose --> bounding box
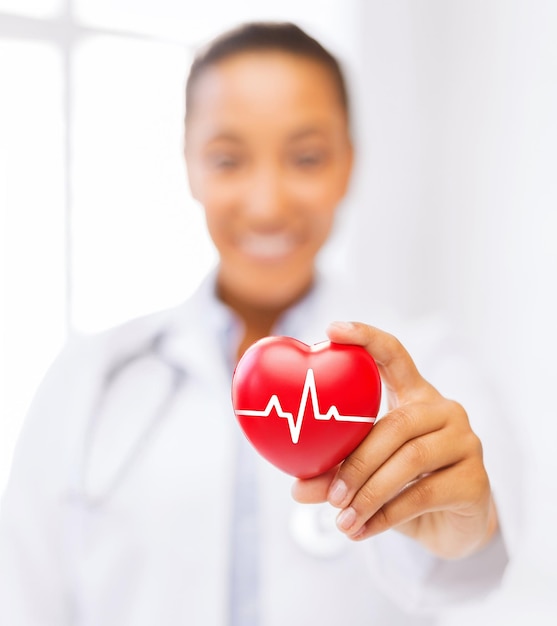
[243,163,289,228]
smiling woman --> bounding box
[185,44,353,356]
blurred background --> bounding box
[1,1,555,623]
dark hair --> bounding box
[185,22,349,123]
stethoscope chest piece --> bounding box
[289,503,348,558]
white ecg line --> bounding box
[235,368,376,444]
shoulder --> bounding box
[38,298,198,399]
[86,271,219,356]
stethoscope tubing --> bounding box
[75,331,185,509]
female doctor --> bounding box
[0,22,516,626]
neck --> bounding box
[217,279,314,362]
[236,309,279,361]
[220,293,286,362]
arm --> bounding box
[0,343,80,625]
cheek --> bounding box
[189,159,239,213]
[199,186,239,235]
[298,184,342,234]
[311,210,337,249]
[204,209,232,252]
[293,164,347,206]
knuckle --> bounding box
[355,482,381,510]
[460,429,484,459]
[446,399,469,425]
[384,331,403,355]
[403,438,428,467]
[461,457,490,491]
[341,452,369,482]
[444,400,485,457]
[407,480,434,509]
[382,407,417,438]
[469,432,484,457]
[371,506,391,530]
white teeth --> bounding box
[240,233,297,260]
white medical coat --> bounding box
[0,269,519,625]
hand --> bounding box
[291,321,499,559]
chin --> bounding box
[246,273,313,310]
[218,253,316,309]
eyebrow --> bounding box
[205,132,244,145]
[288,126,329,142]
[202,125,330,147]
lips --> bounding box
[238,232,299,261]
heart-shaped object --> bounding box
[231,336,382,479]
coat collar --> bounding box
[159,266,330,382]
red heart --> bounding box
[231,336,382,479]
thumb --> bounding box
[326,321,430,404]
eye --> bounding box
[291,151,327,169]
[207,153,243,170]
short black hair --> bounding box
[185,21,349,123]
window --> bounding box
[0,0,62,18]
[0,40,66,493]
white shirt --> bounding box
[0,269,519,625]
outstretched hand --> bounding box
[291,321,498,559]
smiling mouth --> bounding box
[239,233,299,261]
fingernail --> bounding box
[328,321,355,332]
[351,527,366,541]
[328,479,348,507]
[336,507,356,531]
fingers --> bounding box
[353,459,493,559]
[294,397,473,506]
[334,427,480,539]
[291,399,452,506]
[329,398,469,506]
[348,459,488,543]
[331,403,483,542]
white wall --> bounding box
[350,1,557,622]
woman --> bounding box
[0,22,514,625]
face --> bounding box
[185,51,353,311]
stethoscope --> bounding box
[72,330,185,510]
[69,327,348,558]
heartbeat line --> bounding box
[235,368,376,444]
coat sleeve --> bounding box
[362,316,522,613]
[0,338,89,625]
